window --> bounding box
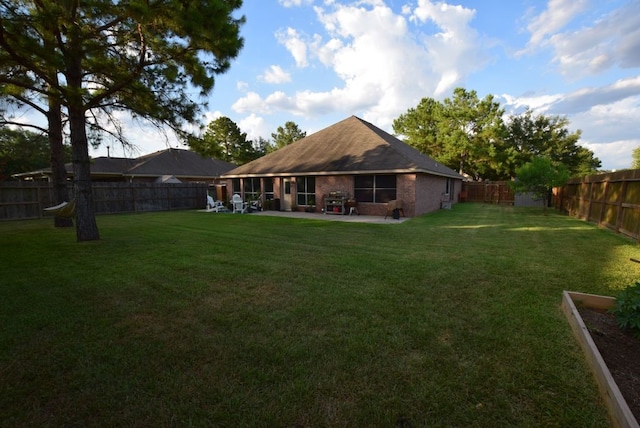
[295,176,316,206]
[232,178,241,195]
[354,175,396,203]
[243,178,261,202]
[263,178,274,201]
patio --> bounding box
[200,208,409,224]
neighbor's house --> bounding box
[221,116,463,217]
[14,147,235,185]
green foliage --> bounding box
[191,116,261,165]
[394,89,506,179]
[632,146,640,169]
[610,281,640,338]
[393,97,444,157]
[510,157,569,211]
[0,0,245,240]
[439,88,506,180]
[270,121,306,151]
[393,89,600,181]
[251,136,271,158]
[0,128,70,181]
[504,109,600,178]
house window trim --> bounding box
[354,174,397,203]
[295,176,316,206]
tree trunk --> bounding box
[65,22,100,242]
[48,96,73,228]
[44,23,72,228]
[68,106,99,241]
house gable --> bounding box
[222,115,462,179]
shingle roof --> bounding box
[223,116,462,179]
[123,148,235,178]
[13,148,235,180]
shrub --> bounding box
[610,281,640,338]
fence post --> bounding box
[615,180,627,235]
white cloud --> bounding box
[236,81,249,92]
[551,2,640,77]
[501,76,640,115]
[582,139,638,171]
[521,0,640,77]
[278,0,312,7]
[501,86,640,171]
[524,0,590,49]
[276,28,309,67]
[570,95,640,143]
[254,0,487,129]
[549,76,640,114]
[260,65,291,84]
[202,110,223,126]
[238,114,270,141]
[232,92,272,114]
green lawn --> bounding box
[1,204,638,427]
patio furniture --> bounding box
[346,199,359,215]
[250,198,262,212]
[324,191,347,215]
[384,200,405,219]
[206,195,227,212]
[232,194,248,214]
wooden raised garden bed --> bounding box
[562,291,639,428]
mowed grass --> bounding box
[1,203,638,427]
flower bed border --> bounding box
[562,291,639,428]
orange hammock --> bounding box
[43,200,76,218]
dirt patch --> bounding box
[577,306,640,422]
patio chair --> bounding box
[384,200,405,219]
[249,196,262,212]
[206,194,226,212]
[232,193,248,214]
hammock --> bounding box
[43,200,76,218]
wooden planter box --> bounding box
[562,291,639,428]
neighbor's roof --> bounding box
[13,148,235,180]
[122,148,235,179]
[222,116,462,179]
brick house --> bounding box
[221,116,463,217]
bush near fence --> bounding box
[554,169,640,241]
[0,181,209,220]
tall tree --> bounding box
[271,121,306,151]
[393,89,599,180]
[251,136,271,158]
[0,27,73,227]
[0,0,244,241]
[503,109,599,178]
[439,88,505,180]
[393,97,444,158]
[191,116,257,165]
[393,88,505,180]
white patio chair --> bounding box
[206,194,227,212]
[232,193,248,214]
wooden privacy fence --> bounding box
[0,181,209,220]
[554,169,640,241]
[461,181,515,204]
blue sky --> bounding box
[93,0,640,171]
